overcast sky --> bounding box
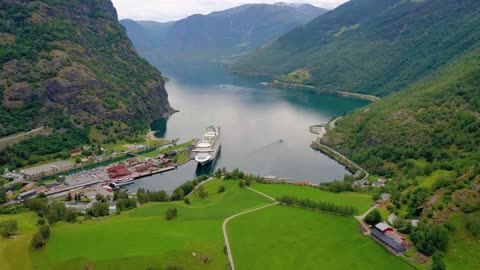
[111,0,348,22]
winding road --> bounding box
[222,187,277,270]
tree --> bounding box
[65,208,79,223]
[183,197,190,205]
[116,198,137,211]
[364,209,382,226]
[46,201,66,224]
[411,224,449,256]
[165,207,177,220]
[393,218,412,234]
[215,168,223,178]
[88,202,109,217]
[31,231,45,249]
[39,224,50,239]
[0,220,18,238]
[66,192,72,201]
[24,197,48,215]
[95,193,107,203]
[432,252,446,270]
[218,185,225,193]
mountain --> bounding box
[322,47,480,269]
[121,3,328,67]
[232,0,480,97]
[120,19,174,52]
[0,0,174,139]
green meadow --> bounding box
[228,205,415,270]
[251,183,373,214]
[0,181,419,270]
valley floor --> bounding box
[1,180,422,270]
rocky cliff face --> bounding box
[0,0,174,137]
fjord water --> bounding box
[130,63,369,192]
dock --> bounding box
[133,166,176,179]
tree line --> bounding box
[277,195,357,216]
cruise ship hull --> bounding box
[193,125,221,166]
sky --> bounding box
[111,0,348,22]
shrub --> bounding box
[411,224,448,256]
[0,220,18,238]
[364,209,382,226]
[39,224,50,239]
[31,232,45,249]
[165,207,177,220]
[277,195,357,216]
[65,208,79,223]
[183,197,190,205]
[218,185,225,193]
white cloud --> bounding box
[112,0,349,22]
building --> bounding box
[377,193,391,204]
[371,228,407,254]
[45,181,59,189]
[352,180,369,188]
[375,222,393,233]
[371,222,408,254]
[35,186,47,194]
[5,191,14,200]
[22,182,36,191]
[17,190,37,201]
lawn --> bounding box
[251,183,373,214]
[28,179,271,270]
[228,205,416,270]
[444,212,480,270]
[0,212,38,270]
[417,170,453,188]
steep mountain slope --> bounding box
[322,48,480,268]
[324,48,480,176]
[123,3,328,66]
[0,0,174,138]
[232,0,480,97]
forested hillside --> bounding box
[232,0,480,97]
[323,48,480,269]
[0,0,174,138]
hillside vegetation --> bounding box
[0,0,174,138]
[232,0,480,97]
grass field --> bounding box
[0,212,38,270]
[1,180,424,270]
[28,179,270,269]
[444,212,480,270]
[251,183,373,214]
[417,170,453,188]
[228,205,415,270]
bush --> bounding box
[88,202,109,217]
[39,224,50,239]
[218,185,225,193]
[65,208,79,223]
[183,197,190,205]
[432,252,446,270]
[364,209,382,226]
[165,207,177,220]
[466,216,480,237]
[37,218,46,225]
[31,232,45,249]
[392,218,412,234]
[0,220,18,237]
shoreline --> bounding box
[309,118,369,181]
[269,80,381,102]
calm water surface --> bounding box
[130,63,369,192]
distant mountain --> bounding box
[121,3,328,66]
[120,19,173,52]
[232,0,480,97]
[0,0,174,138]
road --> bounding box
[315,116,369,181]
[222,202,278,270]
[222,186,277,270]
[354,205,378,235]
[0,127,45,144]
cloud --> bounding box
[111,0,349,21]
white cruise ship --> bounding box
[193,125,221,166]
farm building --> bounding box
[371,222,408,254]
[352,180,369,188]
